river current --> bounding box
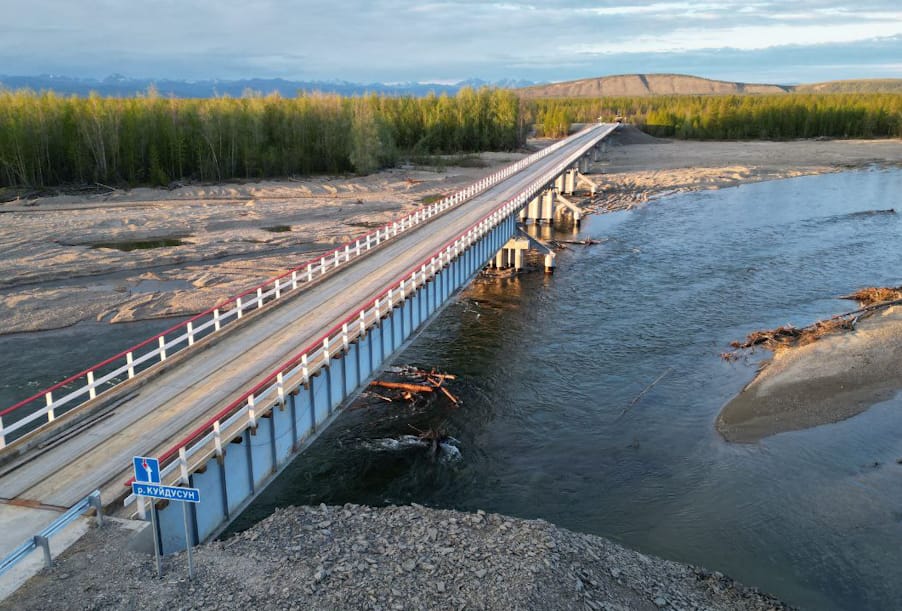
[3,168,901,609]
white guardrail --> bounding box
[123,124,615,513]
[0,128,596,450]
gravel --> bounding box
[2,505,791,610]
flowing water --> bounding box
[3,168,902,609]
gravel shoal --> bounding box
[3,504,789,611]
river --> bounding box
[3,168,902,609]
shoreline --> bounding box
[3,133,902,336]
[717,306,902,443]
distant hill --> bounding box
[518,74,791,98]
[0,74,538,98]
[794,79,902,94]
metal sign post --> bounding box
[181,500,194,579]
[148,499,163,578]
[133,456,201,580]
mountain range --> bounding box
[2,73,900,98]
[0,74,536,97]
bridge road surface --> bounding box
[0,125,613,534]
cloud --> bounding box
[1,0,900,83]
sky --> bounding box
[3,0,901,84]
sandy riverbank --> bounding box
[717,306,902,443]
[0,154,522,334]
[593,129,902,209]
[3,131,901,336]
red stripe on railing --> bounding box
[142,191,518,478]
[5,130,590,424]
[142,126,611,473]
[0,192,470,419]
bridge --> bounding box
[0,124,618,587]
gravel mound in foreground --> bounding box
[3,504,790,611]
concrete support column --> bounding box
[554,174,565,192]
[541,190,555,223]
[544,253,555,274]
[564,169,577,194]
[527,195,541,222]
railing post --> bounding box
[214,309,221,331]
[179,447,190,484]
[0,416,5,449]
[127,352,135,378]
[187,321,195,347]
[277,372,285,406]
[159,336,167,361]
[323,337,331,367]
[275,278,281,299]
[236,298,243,320]
[257,287,263,309]
[213,420,223,458]
[34,535,51,569]
[89,491,104,526]
[321,257,327,275]
[301,354,309,386]
[247,395,257,429]
[359,311,366,337]
[87,370,97,399]
[291,270,298,290]
[342,323,349,352]
[46,391,55,422]
[307,264,313,282]
[334,250,340,267]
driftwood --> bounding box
[364,365,460,407]
[370,381,434,393]
[616,368,672,421]
[723,291,902,359]
[841,287,902,307]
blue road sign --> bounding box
[133,456,161,484]
[132,482,201,503]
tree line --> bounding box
[528,94,902,140]
[2,88,900,189]
[0,87,523,188]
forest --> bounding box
[529,93,902,139]
[1,88,900,189]
[0,87,522,188]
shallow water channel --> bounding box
[3,168,902,609]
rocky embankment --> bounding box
[3,504,789,611]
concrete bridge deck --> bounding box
[0,125,615,540]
